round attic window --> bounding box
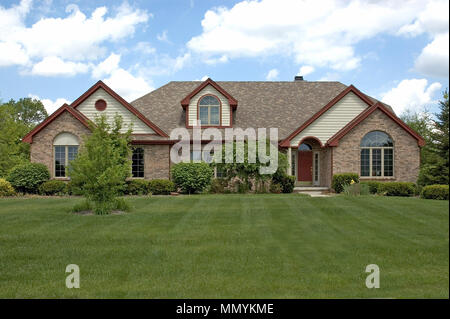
[95,99,107,111]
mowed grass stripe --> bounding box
[0,195,447,298]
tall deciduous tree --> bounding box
[0,98,48,177]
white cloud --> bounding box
[298,65,315,76]
[31,56,89,76]
[187,0,447,73]
[0,1,150,75]
[29,94,70,114]
[156,30,170,43]
[381,78,442,114]
[134,41,156,55]
[204,54,228,65]
[93,53,153,101]
[92,53,120,78]
[398,0,449,78]
[103,68,153,102]
[414,33,449,78]
[265,68,279,80]
[0,41,29,66]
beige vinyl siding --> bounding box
[76,88,154,134]
[291,92,368,146]
[188,85,230,126]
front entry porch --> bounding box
[288,137,324,187]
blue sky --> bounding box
[0,0,448,115]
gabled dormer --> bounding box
[181,78,238,128]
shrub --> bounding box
[71,198,131,214]
[67,180,84,196]
[171,162,213,194]
[421,185,449,200]
[210,178,227,193]
[270,183,282,194]
[148,179,175,195]
[280,175,295,193]
[7,162,50,193]
[0,178,16,196]
[332,173,359,193]
[39,180,67,196]
[125,179,150,195]
[378,182,415,197]
[272,167,295,193]
[342,182,370,196]
[360,181,382,194]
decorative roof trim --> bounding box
[22,104,92,143]
[71,80,168,137]
[327,102,425,147]
[180,78,238,109]
[279,85,374,147]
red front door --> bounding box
[298,151,313,181]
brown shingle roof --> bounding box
[131,81,388,140]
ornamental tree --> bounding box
[69,114,132,214]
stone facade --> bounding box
[332,109,421,183]
[30,111,91,179]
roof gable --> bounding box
[22,104,91,143]
[327,102,425,147]
[72,81,168,137]
[279,85,374,147]
[180,78,238,109]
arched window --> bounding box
[53,133,79,177]
[199,95,220,125]
[132,147,145,178]
[360,131,393,177]
[298,143,312,151]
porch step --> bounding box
[293,187,332,197]
[294,187,329,191]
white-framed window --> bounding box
[53,133,79,178]
[132,147,145,178]
[360,131,394,177]
[198,95,220,125]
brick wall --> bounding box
[142,144,171,179]
[332,109,421,183]
[30,111,91,178]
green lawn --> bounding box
[0,194,448,298]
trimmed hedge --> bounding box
[39,180,67,195]
[148,179,175,195]
[360,181,382,194]
[378,182,415,197]
[171,162,213,194]
[125,179,150,195]
[7,163,50,194]
[332,173,359,193]
[421,185,449,200]
[0,178,16,196]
